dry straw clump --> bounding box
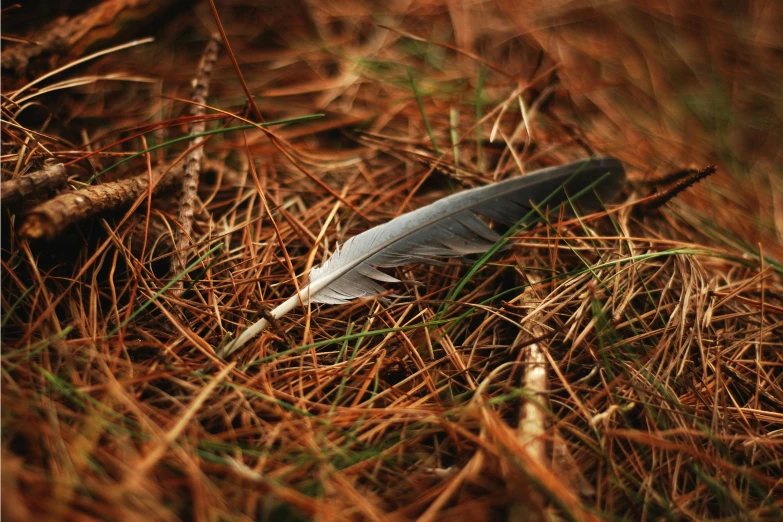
[2,1,782,520]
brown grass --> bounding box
[2,1,782,520]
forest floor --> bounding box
[2,1,783,520]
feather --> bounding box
[222,156,626,355]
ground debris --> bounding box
[17,168,179,240]
[1,163,69,206]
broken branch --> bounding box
[1,163,69,206]
[17,168,179,240]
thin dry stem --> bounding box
[169,36,221,290]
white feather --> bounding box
[222,157,625,355]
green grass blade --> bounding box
[407,67,440,155]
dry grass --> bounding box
[2,1,783,520]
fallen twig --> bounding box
[1,163,69,206]
[17,168,179,240]
[639,164,718,211]
[1,0,176,74]
[169,36,221,291]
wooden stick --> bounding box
[640,164,717,211]
[1,163,68,206]
[17,168,179,240]
[169,36,221,289]
[509,274,550,522]
[1,0,166,73]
